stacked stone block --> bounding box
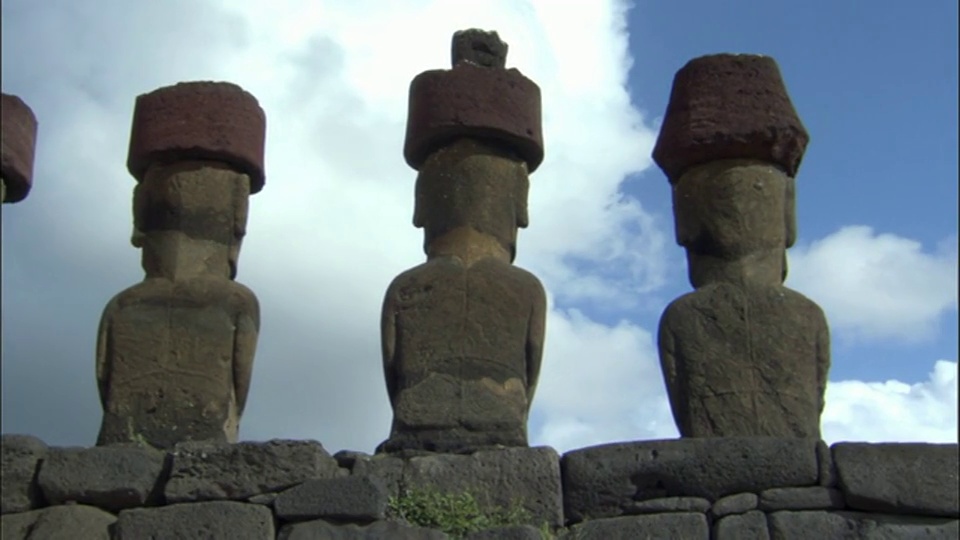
[95,81,265,449]
[379,29,547,453]
[2,435,956,539]
[652,54,831,438]
[1,93,38,204]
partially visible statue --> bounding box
[96,82,266,449]
[1,93,38,204]
[379,30,547,453]
[652,54,831,438]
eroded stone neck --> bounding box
[427,226,511,267]
[687,248,785,289]
[138,231,233,281]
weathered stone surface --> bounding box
[275,476,389,522]
[165,440,343,502]
[465,525,542,539]
[400,446,563,528]
[817,439,837,487]
[37,445,167,511]
[96,160,260,449]
[834,442,959,517]
[716,510,769,540]
[405,32,543,172]
[711,492,758,518]
[248,492,277,506]
[334,450,371,469]
[381,138,546,454]
[351,454,406,495]
[759,486,845,511]
[1,93,38,203]
[652,54,808,182]
[452,29,508,69]
[1,434,47,514]
[566,513,708,539]
[768,510,959,540]
[278,519,450,539]
[127,81,266,192]
[115,501,273,539]
[626,496,710,514]
[562,438,818,522]
[658,160,829,438]
[0,505,116,540]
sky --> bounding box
[1,0,956,454]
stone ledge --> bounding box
[1,435,956,539]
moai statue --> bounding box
[1,93,38,204]
[652,54,831,438]
[96,82,265,449]
[379,29,547,453]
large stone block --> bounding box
[715,510,769,540]
[465,525,542,539]
[833,442,959,517]
[561,437,819,522]
[274,476,389,522]
[115,501,274,539]
[165,440,344,502]
[402,446,563,528]
[1,505,116,540]
[759,486,845,511]
[564,513,708,539]
[278,519,449,539]
[37,445,167,511]
[768,510,959,540]
[126,81,266,192]
[1,434,47,514]
[711,492,758,518]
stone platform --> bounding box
[1,435,956,539]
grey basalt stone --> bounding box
[561,437,818,522]
[275,476,389,522]
[465,525,542,539]
[711,492,759,518]
[278,519,450,539]
[833,442,959,517]
[1,434,48,514]
[817,439,837,487]
[402,446,563,528]
[626,496,710,514]
[1,505,117,540]
[715,510,769,540]
[565,513,708,539]
[36,445,167,512]
[759,486,845,511]
[165,440,344,503]
[768,510,959,540]
[115,501,274,539]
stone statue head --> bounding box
[131,160,250,279]
[413,138,529,262]
[672,159,795,258]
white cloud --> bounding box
[529,303,677,453]
[823,360,959,444]
[787,226,958,343]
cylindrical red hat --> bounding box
[404,61,543,173]
[1,93,39,203]
[652,54,808,183]
[127,81,266,193]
